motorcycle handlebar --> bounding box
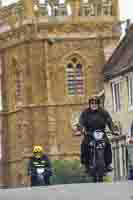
[73,126,120,137]
[106,131,119,136]
[83,130,120,136]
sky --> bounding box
[120,0,133,22]
[1,0,133,23]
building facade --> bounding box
[0,0,120,187]
[104,24,133,137]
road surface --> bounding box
[0,182,133,200]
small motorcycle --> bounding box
[88,130,106,182]
[35,167,46,186]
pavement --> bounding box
[0,182,133,200]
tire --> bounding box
[97,176,103,182]
[95,149,105,182]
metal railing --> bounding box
[111,135,128,181]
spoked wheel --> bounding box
[97,176,103,182]
[93,175,103,183]
[95,150,105,183]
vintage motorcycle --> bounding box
[87,130,106,182]
[31,166,52,186]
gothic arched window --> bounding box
[66,57,85,96]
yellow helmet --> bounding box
[33,145,43,153]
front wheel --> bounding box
[93,175,103,182]
[97,176,103,182]
[93,149,105,182]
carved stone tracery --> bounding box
[0,0,115,24]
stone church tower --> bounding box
[0,0,120,187]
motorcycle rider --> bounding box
[78,95,115,173]
[28,145,52,186]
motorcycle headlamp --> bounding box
[93,130,104,140]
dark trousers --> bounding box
[80,135,112,166]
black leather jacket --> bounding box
[79,107,114,133]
